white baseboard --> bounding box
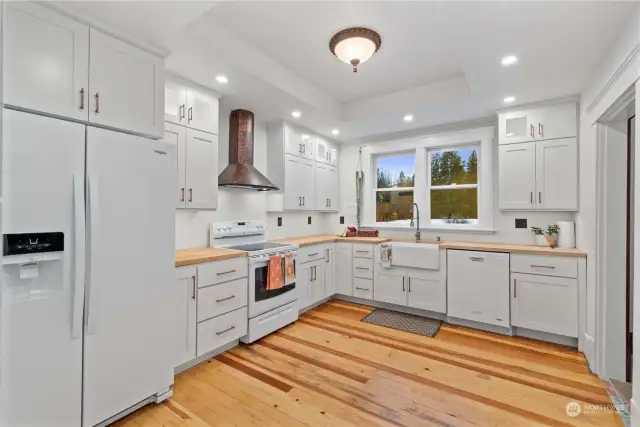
[446,316,512,336]
[174,340,239,375]
[299,296,333,314]
[513,326,578,348]
[333,294,446,319]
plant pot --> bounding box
[535,235,547,247]
[544,235,557,248]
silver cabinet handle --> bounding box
[180,188,185,202]
[402,276,405,292]
[530,264,555,269]
[94,92,100,113]
[191,276,196,300]
[298,197,302,206]
[513,278,517,298]
[216,325,236,335]
[308,253,319,257]
[326,249,329,262]
[355,286,369,291]
[80,88,85,110]
[408,277,411,292]
[180,104,185,120]
[530,192,533,204]
[355,250,368,253]
[538,192,542,204]
[469,257,484,262]
[216,295,236,303]
[530,124,534,138]
[216,269,237,275]
[188,188,193,202]
[302,196,305,206]
[355,266,369,270]
[309,267,312,281]
[188,106,193,123]
[538,123,543,137]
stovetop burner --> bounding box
[225,242,291,252]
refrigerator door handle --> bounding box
[86,174,100,335]
[71,173,85,339]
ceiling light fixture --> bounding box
[403,114,413,122]
[332,129,340,135]
[503,96,516,104]
[291,110,301,118]
[329,27,382,73]
[501,55,518,66]
[215,75,229,84]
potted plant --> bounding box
[530,226,547,247]
[545,224,560,248]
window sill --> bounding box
[361,223,497,234]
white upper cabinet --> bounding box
[165,79,187,125]
[314,163,338,211]
[301,159,315,210]
[499,102,577,145]
[315,137,339,165]
[186,87,219,135]
[163,123,187,208]
[499,143,536,210]
[328,143,339,166]
[89,29,164,138]
[5,3,89,121]
[535,138,578,210]
[283,154,304,210]
[185,130,218,210]
[284,126,313,159]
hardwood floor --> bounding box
[115,300,623,427]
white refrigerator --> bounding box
[0,109,176,427]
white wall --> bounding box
[175,112,332,249]
[331,133,573,245]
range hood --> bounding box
[218,109,279,191]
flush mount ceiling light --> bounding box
[329,27,382,73]
[501,55,518,66]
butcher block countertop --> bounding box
[175,247,248,267]
[274,234,586,258]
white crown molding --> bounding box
[496,95,579,115]
[586,43,640,114]
[351,116,496,144]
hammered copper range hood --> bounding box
[218,109,279,191]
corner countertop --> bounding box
[273,234,586,258]
[175,247,248,267]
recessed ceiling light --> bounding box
[215,75,228,84]
[501,55,518,66]
[292,110,301,118]
[403,114,413,122]
[332,129,340,135]
[503,96,516,104]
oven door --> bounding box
[248,253,297,318]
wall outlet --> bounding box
[515,218,528,229]
[340,216,344,224]
[277,217,282,227]
[308,216,312,225]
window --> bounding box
[375,154,415,223]
[428,147,479,225]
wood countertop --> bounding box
[273,234,586,258]
[175,247,248,267]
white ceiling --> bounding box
[56,1,635,142]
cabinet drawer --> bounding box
[353,244,374,259]
[353,277,373,299]
[510,254,577,278]
[198,258,248,288]
[353,257,374,279]
[197,307,247,357]
[197,278,248,322]
[298,245,325,264]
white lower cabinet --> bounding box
[407,270,447,313]
[336,243,353,295]
[353,278,374,299]
[297,263,311,309]
[447,250,510,328]
[309,261,326,305]
[197,307,248,357]
[325,244,336,297]
[297,245,327,311]
[175,266,197,367]
[374,269,406,305]
[511,273,578,338]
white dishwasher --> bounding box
[447,250,510,328]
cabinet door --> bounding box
[327,166,339,211]
[310,263,326,305]
[535,104,577,141]
[325,245,336,297]
[186,87,219,134]
[284,125,305,157]
[185,130,218,210]
[175,267,197,367]
[511,273,578,337]
[499,143,536,210]
[297,264,311,310]
[284,154,303,210]
[374,270,406,305]
[328,142,339,166]
[535,138,578,210]
[407,272,446,313]
[165,79,187,125]
[336,244,353,295]
[314,163,330,210]
[5,3,89,121]
[315,137,330,164]
[498,111,535,145]
[301,159,315,210]
[162,123,187,208]
[89,29,164,138]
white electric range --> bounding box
[210,221,298,343]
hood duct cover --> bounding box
[218,109,279,191]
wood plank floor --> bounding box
[115,301,623,427]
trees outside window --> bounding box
[375,154,415,223]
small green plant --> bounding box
[530,226,544,236]
[546,224,560,236]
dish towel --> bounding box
[267,255,283,290]
[380,243,392,269]
[284,252,295,286]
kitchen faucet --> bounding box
[409,202,420,241]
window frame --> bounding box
[373,152,416,225]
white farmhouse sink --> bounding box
[391,242,440,270]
